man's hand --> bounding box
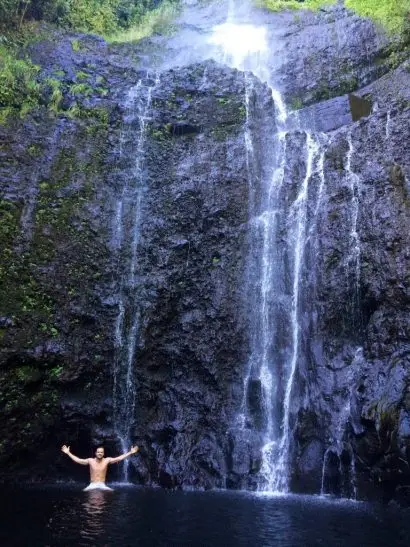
[61,445,70,454]
[108,446,139,464]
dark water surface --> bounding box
[1,485,409,546]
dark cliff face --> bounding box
[122,63,274,488]
[0,34,274,487]
[290,105,410,503]
[0,3,409,504]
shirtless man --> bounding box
[61,444,139,490]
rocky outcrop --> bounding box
[290,103,410,502]
[0,34,129,479]
[0,31,274,486]
[119,61,274,488]
[277,4,394,107]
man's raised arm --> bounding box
[61,445,89,465]
[108,446,139,464]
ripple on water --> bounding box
[0,486,409,547]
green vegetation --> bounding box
[107,1,179,43]
[0,0,180,41]
[70,38,82,52]
[259,0,409,39]
[69,82,93,96]
[0,45,41,121]
[0,1,180,118]
[345,0,409,36]
[257,0,336,12]
[45,77,63,113]
[289,96,303,110]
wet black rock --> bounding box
[0,35,274,488]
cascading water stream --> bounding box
[269,135,320,492]
[209,13,288,490]
[112,73,159,481]
[208,2,325,492]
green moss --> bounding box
[0,200,21,263]
[376,48,410,70]
[28,143,43,156]
[71,39,82,52]
[149,123,171,141]
[67,104,109,123]
[1,118,108,338]
[313,76,358,103]
[212,123,238,141]
[76,70,89,81]
[15,366,43,384]
[290,96,303,110]
[0,363,60,458]
[69,82,94,97]
[238,105,246,118]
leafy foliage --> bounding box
[260,0,409,39]
[0,45,40,111]
[0,0,32,29]
[0,0,180,38]
[345,0,409,36]
[108,1,179,43]
[257,0,336,12]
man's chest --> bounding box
[90,460,108,471]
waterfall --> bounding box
[108,0,329,492]
[320,403,358,499]
[267,134,321,492]
[112,73,159,481]
[346,131,361,328]
[318,134,363,500]
[208,2,330,492]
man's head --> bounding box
[95,446,105,460]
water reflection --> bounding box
[80,490,110,543]
[2,487,410,547]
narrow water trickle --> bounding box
[320,347,363,499]
[345,131,361,327]
[112,73,159,481]
[385,110,391,139]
